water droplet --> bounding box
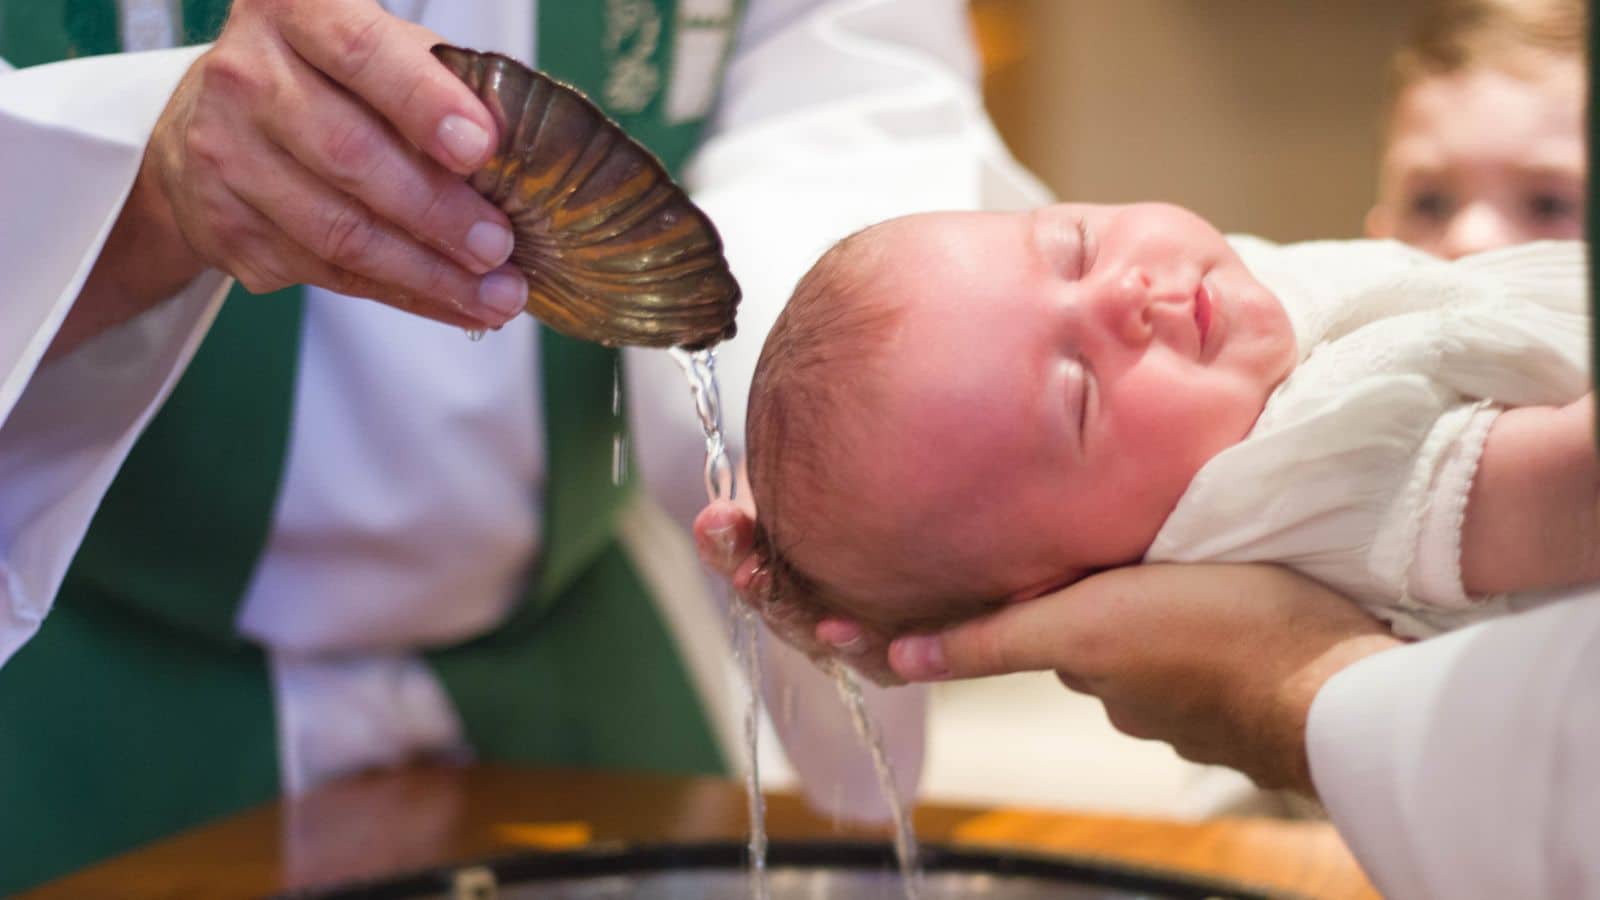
[464,328,486,342]
[612,358,623,417]
[611,432,628,486]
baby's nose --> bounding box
[1093,268,1155,346]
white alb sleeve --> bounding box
[625,0,1049,821]
[0,47,230,667]
[1307,587,1600,899]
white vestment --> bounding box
[1153,237,1600,897]
[1152,239,1589,637]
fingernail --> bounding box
[438,114,490,169]
[705,524,737,571]
[465,221,513,270]
[828,634,866,655]
[894,636,949,680]
[476,270,526,319]
[746,568,776,604]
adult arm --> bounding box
[50,0,529,362]
[888,564,1600,899]
[885,564,1400,792]
[0,0,532,666]
[651,0,1048,821]
[1308,586,1600,899]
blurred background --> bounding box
[972,0,1422,240]
[911,0,1423,816]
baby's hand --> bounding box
[693,501,902,685]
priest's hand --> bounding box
[888,563,1403,794]
[54,0,527,359]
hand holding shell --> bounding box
[433,44,740,349]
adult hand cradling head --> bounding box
[887,564,1402,794]
[694,504,1405,796]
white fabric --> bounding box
[0,44,227,666]
[120,0,180,52]
[0,0,1041,819]
[1149,239,1590,637]
[1406,405,1498,607]
[1308,586,1600,900]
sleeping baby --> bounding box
[742,202,1591,655]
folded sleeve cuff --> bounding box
[0,44,209,424]
[1407,404,1499,609]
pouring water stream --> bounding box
[670,346,921,900]
[670,347,768,900]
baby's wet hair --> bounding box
[745,225,905,620]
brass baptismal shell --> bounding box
[433,44,740,349]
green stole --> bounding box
[0,1,740,892]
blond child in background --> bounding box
[1366,0,1586,258]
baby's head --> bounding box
[1367,0,1587,258]
[747,203,1297,637]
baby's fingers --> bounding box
[817,618,902,687]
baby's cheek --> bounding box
[1105,414,1213,529]
[1110,380,1218,465]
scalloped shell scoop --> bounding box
[433,44,740,349]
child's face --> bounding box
[1368,56,1585,259]
[787,203,1296,629]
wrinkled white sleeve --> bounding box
[625,0,1050,820]
[1308,587,1600,899]
[0,47,231,667]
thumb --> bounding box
[888,597,1076,682]
[692,500,753,577]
